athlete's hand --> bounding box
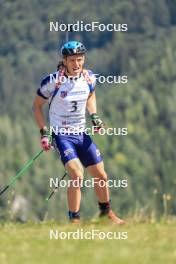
[90,113,105,132]
[40,127,52,151]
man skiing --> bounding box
[33,41,125,224]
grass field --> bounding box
[0,219,175,264]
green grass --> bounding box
[0,219,176,264]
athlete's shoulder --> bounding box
[83,69,94,77]
[83,69,96,82]
[37,71,58,99]
[87,69,94,76]
[83,69,96,90]
[41,71,58,87]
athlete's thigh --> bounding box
[87,161,107,180]
[53,134,78,166]
[77,133,103,167]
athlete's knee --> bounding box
[65,159,84,181]
[69,168,83,181]
[67,169,83,188]
[95,171,108,182]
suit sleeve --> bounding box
[87,70,96,93]
[37,74,56,99]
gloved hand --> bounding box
[90,113,105,132]
[40,127,52,151]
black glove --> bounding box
[90,113,105,131]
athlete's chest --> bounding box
[56,79,90,102]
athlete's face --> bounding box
[64,54,85,76]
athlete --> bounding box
[33,41,125,224]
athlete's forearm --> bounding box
[33,97,47,129]
[86,91,97,115]
[33,105,46,129]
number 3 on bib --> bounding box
[70,101,78,112]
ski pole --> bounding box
[45,171,67,201]
[0,149,44,197]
